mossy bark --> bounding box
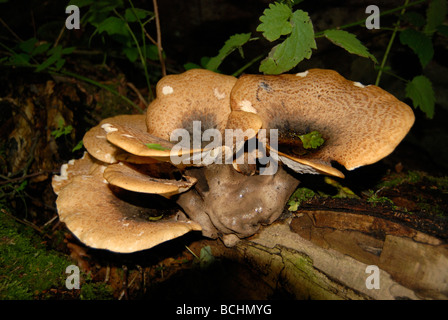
[205,209,448,300]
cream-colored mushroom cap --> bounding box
[146,69,237,147]
[54,156,202,253]
[230,69,415,175]
[105,121,175,158]
[83,114,147,163]
[103,162,197,198]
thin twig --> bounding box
[54,69,145,113]
[1,208,51,238]
[54,24,66,48]
[0,18,23,42]
[127,82,148,106]
[375,0,410,86]
[143,28,158,46]
[152,0,166,76]
[0,171,48,186]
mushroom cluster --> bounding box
[52,69,415,253]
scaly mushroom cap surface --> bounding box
[52,155,201,253]
[146,69,237,146]
[230,69,415,175]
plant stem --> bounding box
[53,69,145,114]
[152,0,166,77]
[375,0,410,86]
[232,53,265,77]
[114,8,153,103]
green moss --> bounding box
[288,187,315,211]
[365,190,396,208]
[80,282,114,300]
[377,170,425,189]
[0,210,72,299]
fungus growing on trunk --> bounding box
[52,69,415,253]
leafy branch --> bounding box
[198,0,445,119]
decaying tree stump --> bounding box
[202,204,448,300]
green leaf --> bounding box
[97,16,129,37]
[200,56,211,67]
[259,10,316,74]
[53,58,66,70]
[399,29,434,67]
[62,47,76,55]
[256,2,293,41]
[35,53,61,72]
[205,33,252,72]
[68,0,94,8]
[122,46,138,62]
[10,53,31,65]
[402,11,426,27]
[323,29,377,63]
[18,38,37,54]
[144,44,160,61]
[299,131,325,149]
[72,140,84,152]
[198,246,215,269]
[405,75,435,118]
[183,62,202,70]
[34,45,72,72]
[124,8,152,22]
[424,0,447,35]
[288,187,315,211]
[145,143,169,151]
[437,25,448,37]
[31,42,51,56]
[51,123,73,139]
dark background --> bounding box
[0,0,447,300]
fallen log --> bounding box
[202,205,448,300]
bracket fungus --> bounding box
[52,68,415,253]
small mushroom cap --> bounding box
[230,69,415,173]
[83,114,147,163]
[103,162,197,198]
[225,110,263,143]
[146,69,237,144]
[105,122,175,158]
[54,156,201,253]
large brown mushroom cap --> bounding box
[53,155,201,253]
[146,69,237,145]
[230,69,415,174]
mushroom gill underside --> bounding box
[52,69,415,253]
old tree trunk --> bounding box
[192,192,448,300]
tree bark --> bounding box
[205,207,448,300]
